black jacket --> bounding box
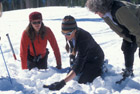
[72,28,104,75]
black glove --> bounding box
[69,54,75,67]
[43,80,66,90]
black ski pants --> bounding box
[27,49,49,70]
[78,56,104,84]
[121,39,138,69]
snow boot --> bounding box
[121,68,134,78]
[116,67,134,84]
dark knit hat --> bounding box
[29,12,42,21]
[62,15,77,31]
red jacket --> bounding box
[20,26,61,69]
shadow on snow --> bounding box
[44,18,103,22]
[61,90,87,94]
[0,77,34,94]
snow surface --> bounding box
[0,6,140,94]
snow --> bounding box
[0,6,140,94]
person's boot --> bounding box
[121,67,134,77]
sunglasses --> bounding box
[62,30,74,36]
[32,21,42,25]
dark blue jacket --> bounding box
[72,28,104,75]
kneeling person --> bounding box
[43,15,105,90]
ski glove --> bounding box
[43,80,66,90]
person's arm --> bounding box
[64,70,76,83]
[116,6,140,34]
[20,31,29,69]
[43,70,76,90]
[116,6,140,46]
[47,27,62,69]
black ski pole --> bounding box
[6,33,17,60]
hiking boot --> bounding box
[121,68,134,77]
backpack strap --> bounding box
[31,40,37,57]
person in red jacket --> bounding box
[20,11,62,70]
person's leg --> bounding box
[78,64,102,84]
[121,39,137,77]
[78,59,103,84]
[121,39,137,70]
[27,55,37,70]
[37,48,49,69]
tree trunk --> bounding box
[46,0,57,6]
[20,0,24,9]
[37,0,39,7]
[25,0,33,8]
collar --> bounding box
[103,12,112,19]
[103,12,118,25]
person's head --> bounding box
[26,11,46,40]
[61,15,77,41]
[29,11,42,32]
[86,0,114,16]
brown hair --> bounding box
[65,38,76,55]
[26,22,47,40]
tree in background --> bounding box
[2,0,139,12]
[124,0,140,3]
[24,0,32,8]
[126,0,130,2]
[132,0,140,4]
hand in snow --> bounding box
[43,80,66,90]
